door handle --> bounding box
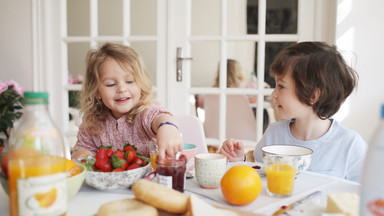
[176,47,195,82]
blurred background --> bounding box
[1,0,383,150]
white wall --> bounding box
[0,0,33,91]
[1,0,383,144]
[335,0,384,144]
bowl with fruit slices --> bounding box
[80,144,150,190]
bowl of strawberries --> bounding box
[80,143,150,190]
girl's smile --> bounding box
[115,97,131,103]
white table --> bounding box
[187,162,360,215]
[0,162,360,216]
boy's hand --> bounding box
[219,138,244,162]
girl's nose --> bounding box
[117,83,128,93]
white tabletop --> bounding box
[0,161,360,216]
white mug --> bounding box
[194,153,227,189]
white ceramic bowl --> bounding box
[0,163,86,200]
[261,145,313,176]
[84,163,150,190]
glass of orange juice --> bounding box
[265,163,296,198]
[148,139,158,171]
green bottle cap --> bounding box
[23,92,49,104]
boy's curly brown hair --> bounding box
[270,41,358,119]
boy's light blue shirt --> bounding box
[254,119,368,182]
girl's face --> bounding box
[271,71,313,120]
[97,58,141,119]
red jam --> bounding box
[156,154,187,192]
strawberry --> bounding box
[132,156,145,166]
[94,158,112,172]
[95,146,109,160]
[111,154,128,170]
[123,143,137,152]
[114,150,125,159]
[112,168,124,172]
[125,151,136,163]
[127,163,141,170]
[106,148,114,158]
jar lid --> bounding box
[156,154,187,166]
[23,92,49,104]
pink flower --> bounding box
[5,80,24,96]
[0,81,7,94]
[76,75,83,84]
[68,73,75,84]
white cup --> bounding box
[194,153,227,189]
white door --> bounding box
[168,0,315,146]
[39,0,316,149]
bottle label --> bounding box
[27,122,58,138]
[361,191,384,216]
[17,172,67,215]
[157,174,173,189]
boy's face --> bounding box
[271,71,313,120]
[97,57,141,119]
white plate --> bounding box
[227,161,266,177]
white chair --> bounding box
[174,114,208,154]
[203,94,257,141]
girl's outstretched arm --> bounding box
[71,148,94,160]
[152,114,184,159]
[219,138,244,162]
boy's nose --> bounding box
[271,88,277,98]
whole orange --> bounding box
[220,165,262,205]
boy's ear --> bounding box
[310,88,321,105]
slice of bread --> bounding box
[132,179,188,214]
[97,198,158,216]
[186,195,239,216]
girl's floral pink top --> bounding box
[74,103,172,157]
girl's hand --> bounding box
[156,123,184,159]
[71,148,95,160]
[219,138,244,162]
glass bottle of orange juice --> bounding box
[8,92,69,216]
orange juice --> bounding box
[9,148,67,216]
[150,152,158,170]
[265,164,296,197]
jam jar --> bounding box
[156,154,187,192]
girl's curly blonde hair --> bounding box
[79,42,153,134]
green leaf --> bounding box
[137,154,150,163]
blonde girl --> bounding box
[72,43,183,160]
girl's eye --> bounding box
[126,80,134,84]
[278,84,284,89]
[106,83,115,87]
